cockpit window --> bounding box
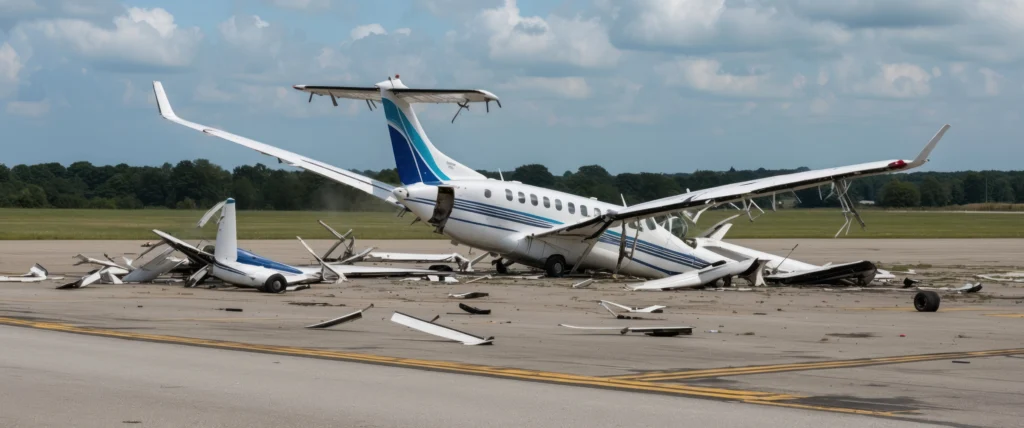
[668,213,688,239]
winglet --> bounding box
[152,81,177,120]
[910,124,950,168]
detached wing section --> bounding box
[536,124,950,239]
[293,85,500,105]
[152,82,399,206]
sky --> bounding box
[0,0,1021,174]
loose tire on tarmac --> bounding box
[263,274,287,294]
[914,290,941,312]
[544,255,567,278]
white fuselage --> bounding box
[396,180,745,278]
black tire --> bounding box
[428,264,454,272]
[263,274,287,294]
[494,259,509,275]
[544,255,567,278]
[914,290,940,312]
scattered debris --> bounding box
[826,332,876,338]
[753,312,767,315]
[448,291,489,299]
[219,308,243,312]
[705,329,720,333]
[572,279,595,289]
[0,264,62,283]
[559,324,693,337]
[288,301,346,307]
[598,300,666,319]
[458,303,491,315]
[464,275,492,284]
[391,311,494,345]
[976,272,1024,283]
[628,258,757,291]
[305,304,373,329]
[951,360,970,364]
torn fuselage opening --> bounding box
[428,186,455,233]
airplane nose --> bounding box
[392,187,409,200]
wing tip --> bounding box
[151,81,176,120]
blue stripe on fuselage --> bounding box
[236,249,303,275]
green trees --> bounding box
[0,159,1020,210]
[880,180,921,208]
[919,176,949,207]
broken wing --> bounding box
[535,124,950,239]
[152,82,399,206]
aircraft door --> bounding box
[428,186,455,233]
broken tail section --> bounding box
[214,198,238,263]
[377,78,484,185]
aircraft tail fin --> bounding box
[293,78,498,185]
[214,198,238,263]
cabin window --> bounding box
[580,205,589,216]
[555,199,562,211]
[568,202,575,214]
[594,208,601,217]
[627,221,637,230]
[506,189,513,201]
[484,189,492,198]
[530,194,539,206]
[518,192,526,203]
[646,218,657,230]
[542,196,550,208]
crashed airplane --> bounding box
[153,78,949,290]
[152,198,450,292]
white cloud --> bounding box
[0,42,22,98]
[656,58,789,97]
[499,76,591,99]
[266,0,331,10]
[219,15,280,55]
[474,0,620,68]
[978,68,1001,96]
[23,7,202,69]
[394,28,412,36]
[351,23,387,40]
[193,81,236,103]
[6,99,49,117]
[854,63,932,98]
[612,0,850,55]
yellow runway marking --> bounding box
[0,316,912,417]
[985,313,1024,318]
[611,348,1024,381]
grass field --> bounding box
[0,208,1021,240]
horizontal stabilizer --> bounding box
[294,85,499,105]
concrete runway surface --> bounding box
[2,238,1023,427]
[0,326,932,428]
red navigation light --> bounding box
[395,74,400,79]
[888,160,907,169]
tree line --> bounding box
[1,160,1022,210]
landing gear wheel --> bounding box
[428,264,454,272]
[494,259,509,275]
[914,290,940,312]
[544,255,567,278]
[263,274,287,294]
